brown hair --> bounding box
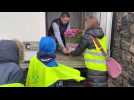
[85,16,99,30]
[60,12,70,18]
[14,39,25,67]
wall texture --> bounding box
[0,12,46,41]
[109,12,134,87]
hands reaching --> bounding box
[62,47,71,55]
[62,47,75,55]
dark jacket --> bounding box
[0,40,24,84]
[71,27,104,56]
[48,18,69,47]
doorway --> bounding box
[46,12,113,55]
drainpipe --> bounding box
[110,12,117,56]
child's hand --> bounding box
[63,47,71,55]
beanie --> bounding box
[39,36,56,55]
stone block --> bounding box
[131,35,134,44]
[122,71,129,80]
[132,56,134,64]
[113,32,120,39]
[122,15,129,25]
[121,50,131,62]
[128,13,134,23]
[129,24,134,34]
[121,60,129,70]
[129,45,134,55]
[113,38,121,48]
[120,31,131,42]
[121,40,130,51]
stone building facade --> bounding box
[109,12,134,87]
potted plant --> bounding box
[64,28,82,51]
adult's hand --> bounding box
[62,47,71,55]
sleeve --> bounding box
[52,22,65,48]
[71,33,96,56]
[85,27,104,39]
[8,66,24,84]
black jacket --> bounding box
[48,18,69,47]
[71,27,104,56]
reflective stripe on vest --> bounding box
[85,59,106,64]
[84,36,107,71]
[84,50,104,56]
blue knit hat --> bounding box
[39,36,56,54]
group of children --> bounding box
[0,16,108,87]
[0,37,85,87]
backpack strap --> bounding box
[89,35,109,59]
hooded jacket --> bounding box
[0,40,24,84]
[71,27,104,56]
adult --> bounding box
[48,12,71,54]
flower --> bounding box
[64,28,81,38]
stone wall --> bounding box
[109,12,134,87]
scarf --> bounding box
[37,51,58,67]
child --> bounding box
[70,16,108,87]
[0,40,24,87]
[26,36,85,87]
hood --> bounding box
[0,40,19,64]
[85,27,104,39]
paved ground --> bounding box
[56,52,85,68]
[24,50,85,68]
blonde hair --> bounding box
[14,39,25,67]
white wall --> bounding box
[0,12,46,41]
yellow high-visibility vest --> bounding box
[84,36,108,71]
[0,83,24,87]
[26,56,85,87]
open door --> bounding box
[46,12,113,53]
[46,12,113,68]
